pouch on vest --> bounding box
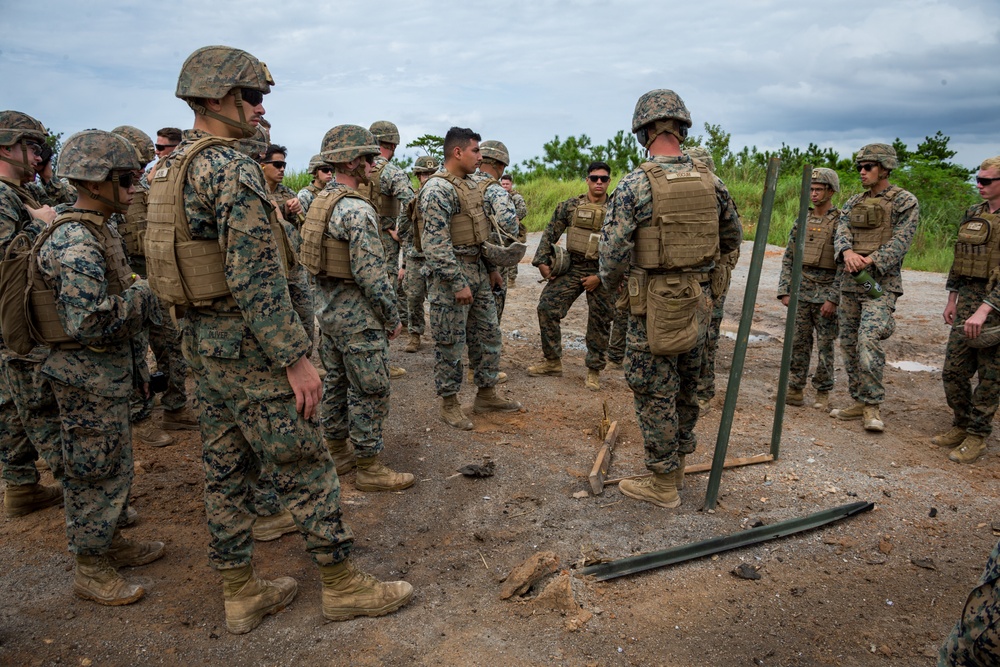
[0,233,36,355]
[958,217,991,245]
[849,200,883,229]
[645,273,708,356]
[584,233,600,261]
[627,267,648,316]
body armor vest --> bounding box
[0,176,42,211]
[800,209,839,270]
[356,162,401,220]
[30,211,130,346]
[145,136,290,306]
[566,199,606,258]
[633,161,718,272]
[953,206,1000,279]
[407,197,424,254]
[299,188,361,280]
[848,188,898,256]
[119,186,148,258]
[426,172,490,248]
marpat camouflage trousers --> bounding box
[0,352,63,484]
[940,539,1000,666]
[839,291,897,404]
[537,258,613,371]
[942,282,1000,437]
[789,300,838,393]
[404,256,428,336]
[697,291,728,401]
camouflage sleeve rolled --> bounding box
[279,219,314,346]
[384,163,416,234]
[0,185,37,252]
[485,183,520,240]
[599,174,644,291]
[533,196,576,267]
[868,189,918,276]
[297,187,316,215]
[418,179,467,293]
[714,177,743,257]
[512,193,527,221]
[43,223,154,344]
[777,221,798,298]
[342,198,399,327]
[191,151,312,368]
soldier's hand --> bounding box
[964,304,993,339]
[538,264,551,280]
[28,205,56,225]
[943,301,957,325]
[285,197,302,216]
[820,300,838,318]
[455,286,473,305]
[389,228,400,243]
[581,275,601,292]
[489,270,503,289]
[398,267,405,282]
[286,356,322,420]
[388,322,403,340]
[842,250,871,274]
[779,295,790,307]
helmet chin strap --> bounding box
[92,176,128,214]
[188,93,257,138]
[350,162,370,185]
[0,139,35,180]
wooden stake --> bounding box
[588,420,619,495]
[603,453,773,485]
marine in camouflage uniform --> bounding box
[530,161,615,391]
[24,141,76,208]
[939,538,1000,666]
[308,124,413,492]
[831,144,919,432]
[296,154,333,215]
[499,174,527,288]
[776,168,842,411]
[146,45,410,633]
[599,90,743,508]
[0,110,64,518]
[36,130,164,605]
[399,155,440,352]
[931,157,1000,464]
[419,127,522,431]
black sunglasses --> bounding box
[364,154,376,165]
[977,176,1000,186]
[239,88,264,106]
[108,171,135,189]
[857,163,879,173]
[262,160,286,169]
[154,143,177,152]
[317,167,332,174]
[588,174,610,183]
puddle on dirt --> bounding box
[722,329,771,344]
[888,360,940,372]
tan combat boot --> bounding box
[133,418,175,447]
[162,405,199,431]
[830,401,864,421]
[863,404,884,432]
[813,391,829,410]
[74,555,144,606]
[404,333,421,353]
[675,454,686,491]
[949,435,987,464]
[785,388,804,406]
[320,559,413,621]
[527,358,562,377]
[607,359,623,370]
[107,533,165,568]
[389,366,407,379]
[932,426,967,447]
[698,397,712,416]
[585,369,600,392]
[619,472,681,508]
[221,564,298,635]
[441,395,473,430]
[473,387,523,414]
[4,482,63,518]
[355,456,415,492]
[326,438,357,475]
[252,509,298,542]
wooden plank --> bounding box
[588,420,619,495]
[603,453,773,485]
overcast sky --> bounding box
[4,0,999,173]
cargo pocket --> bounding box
[245,385,317,465]
[64,423,122,481]
[646,274,707,356]
[344,333,390,396]
[429,297,464,346]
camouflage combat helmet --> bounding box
[56,130,141,182]
[112,125,155,165]
[811,167,840,192]
[632,89,692,133]
[235,126,268,161]
[175,45,274,138]
[412,155,439,174]
[307,153,331,174]
[855,143,898,171]
[0,110,47,147]
[482,239,527,267]
[369,120,400,146]
[684,146,716,172]
[321,125,380,164]
[480,140,510,167]
[549,244,571,278]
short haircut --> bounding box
[264,144,287,162]
[500,174,513,183]
[587,161,612,175]
[156,127,182,143]
[980,156,1000,172]
[443,127,481,157]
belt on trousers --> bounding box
[457,253,481,264]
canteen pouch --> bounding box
[585,232,600,261]
[627,267,648,316]
[646,273,708,356]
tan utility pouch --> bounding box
[585,232,600,260]
[627,267,648,315]
[958,217,992,245]
[646,273,708,356]
[849,200,883,229]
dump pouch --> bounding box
[645,273,708,356]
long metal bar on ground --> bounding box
[704,157,782,511]
[603,454,773,485]
[771,164,813,460]
[579,501,874,581]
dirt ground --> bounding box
[1,235,996,667]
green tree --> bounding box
[407,134,443,162]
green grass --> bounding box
[283,169,312,192]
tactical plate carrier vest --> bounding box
[423,172,490,248]
[633,161,718,272]
[299,188,364,280]
[801,209,839,270]
[566,200,606,259]
[145,137,291,307]
[848,188,899,256]
[356,161,400,221]
[953,206,1000,280]
[119,185,148,258]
